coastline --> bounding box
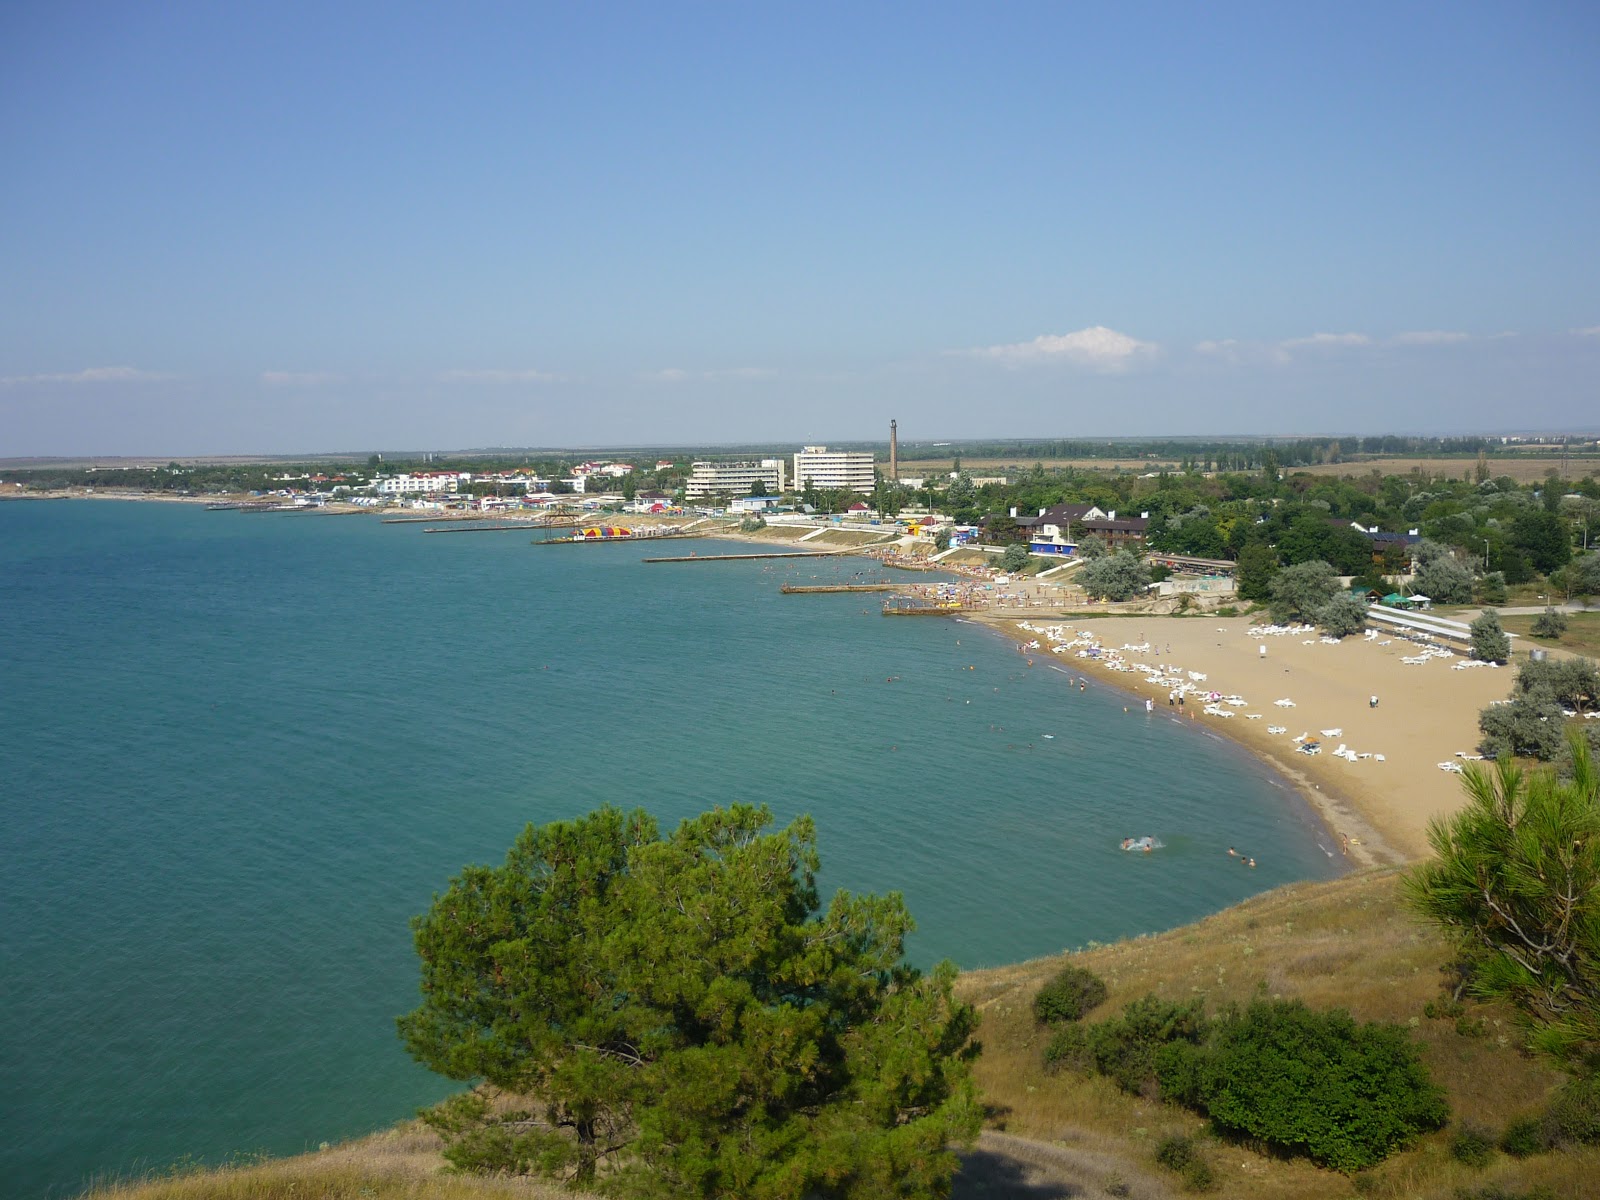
[971,612,1514,867]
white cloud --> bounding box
[1,365,170,386]
[438,368,561,384]
[1389,331,1470,346]
[1573,325,1600,338]
[261,371,343,387]
[1279,332,1370,351]
[964,325,1158,371]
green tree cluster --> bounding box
[1079,551,1151,602]
[398,805,978,1197]
[1407,734,1600,1069]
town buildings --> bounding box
[684,459,788,499]
[792,446,875,495]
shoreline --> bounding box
[967,613,1372,871]
[970,612,1514,867]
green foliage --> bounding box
[1078,551,1152,602]
[1032,964,1108,1025]
[1517,655,1600,714]
[1498,1115,1548,1158]
[1414,553,1475,605]
[1041,1024,1093,1075]
[1268,559,1339,623]
[1546,1072,1600,1145]
[1173,999,1448,1173]
[1511,510,1572,574]
[1086,994,1210,1096]
[1318,592,1368,637]
[1450,1123,1497,1168]
[1530,607,1568,639]
[1234,542,1280,603]
[1477,687,1568,760]
[1469,610,1511,663]
[1152,1134,1215,1191]
[1407,734,1600,1068]
[998,543,1031,572]
[933,529,950,552]
[1566,553,1600,603]
[1076,533,1109,559]
[1477,571,1508,604]
[398,805,980,1196]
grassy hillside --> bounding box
[90,870,1599,1200]
[960,867,1599,1199]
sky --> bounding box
[2,1,1597,456]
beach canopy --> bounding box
[1382,593,1409,605]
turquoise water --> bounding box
[1,502,1340,1196]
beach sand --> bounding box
[979,614,1515,866]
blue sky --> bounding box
[2,1,1597,455]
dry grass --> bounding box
[1292,456,1600,483]
[1500,611,1600,657]
[84,1124,597,1200]
[960,868,1600,1198]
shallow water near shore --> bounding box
[1,501,1340,1195]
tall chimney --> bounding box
[889,419,899,481]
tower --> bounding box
[889,419,898,481]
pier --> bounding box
[881,597,973,616]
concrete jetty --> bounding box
[644,549,859,564]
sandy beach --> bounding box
[978,613,1516,866]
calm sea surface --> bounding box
[1,501,1340,1196]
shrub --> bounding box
[1032,964,1108,1024]
[1087,994,1210,1095]
[1498,1115,1548,1159]
[1181,999,1447,1172]
[1450,1123,1496,1168]
[998,543,1030,572]
[1102,1173,1131,1197]
[1469,610,1511,663]
[1531,607,1568,639]
[1546,1072,1600,1145]
[1041,1024,1093,1075]
[1153,1135,1215,1193]
[1153,1133,1198,1171]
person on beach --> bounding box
[1370,695,1379,708]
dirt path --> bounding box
[955,1130,1175,1199]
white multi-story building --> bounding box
[685,459,788,499]
[792,447,875,495]
[374,471,469,495]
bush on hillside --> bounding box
[1162,999,1448,1173]
[1153,1133,1216,1193]
[1546,1072,1600,1146]
[1498,1115,1549,1159]
[1469,610,1511,663]
[1478,686,1567,760]
[1450,1123,1496,1168]
[999,543,1030,572]
[1041,1024,1093,1075]
[1086,994,1210,1096]
[1032,964,1108,1025]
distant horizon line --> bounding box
[6,429,1600,471]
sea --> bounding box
[0,500,1342,1197]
